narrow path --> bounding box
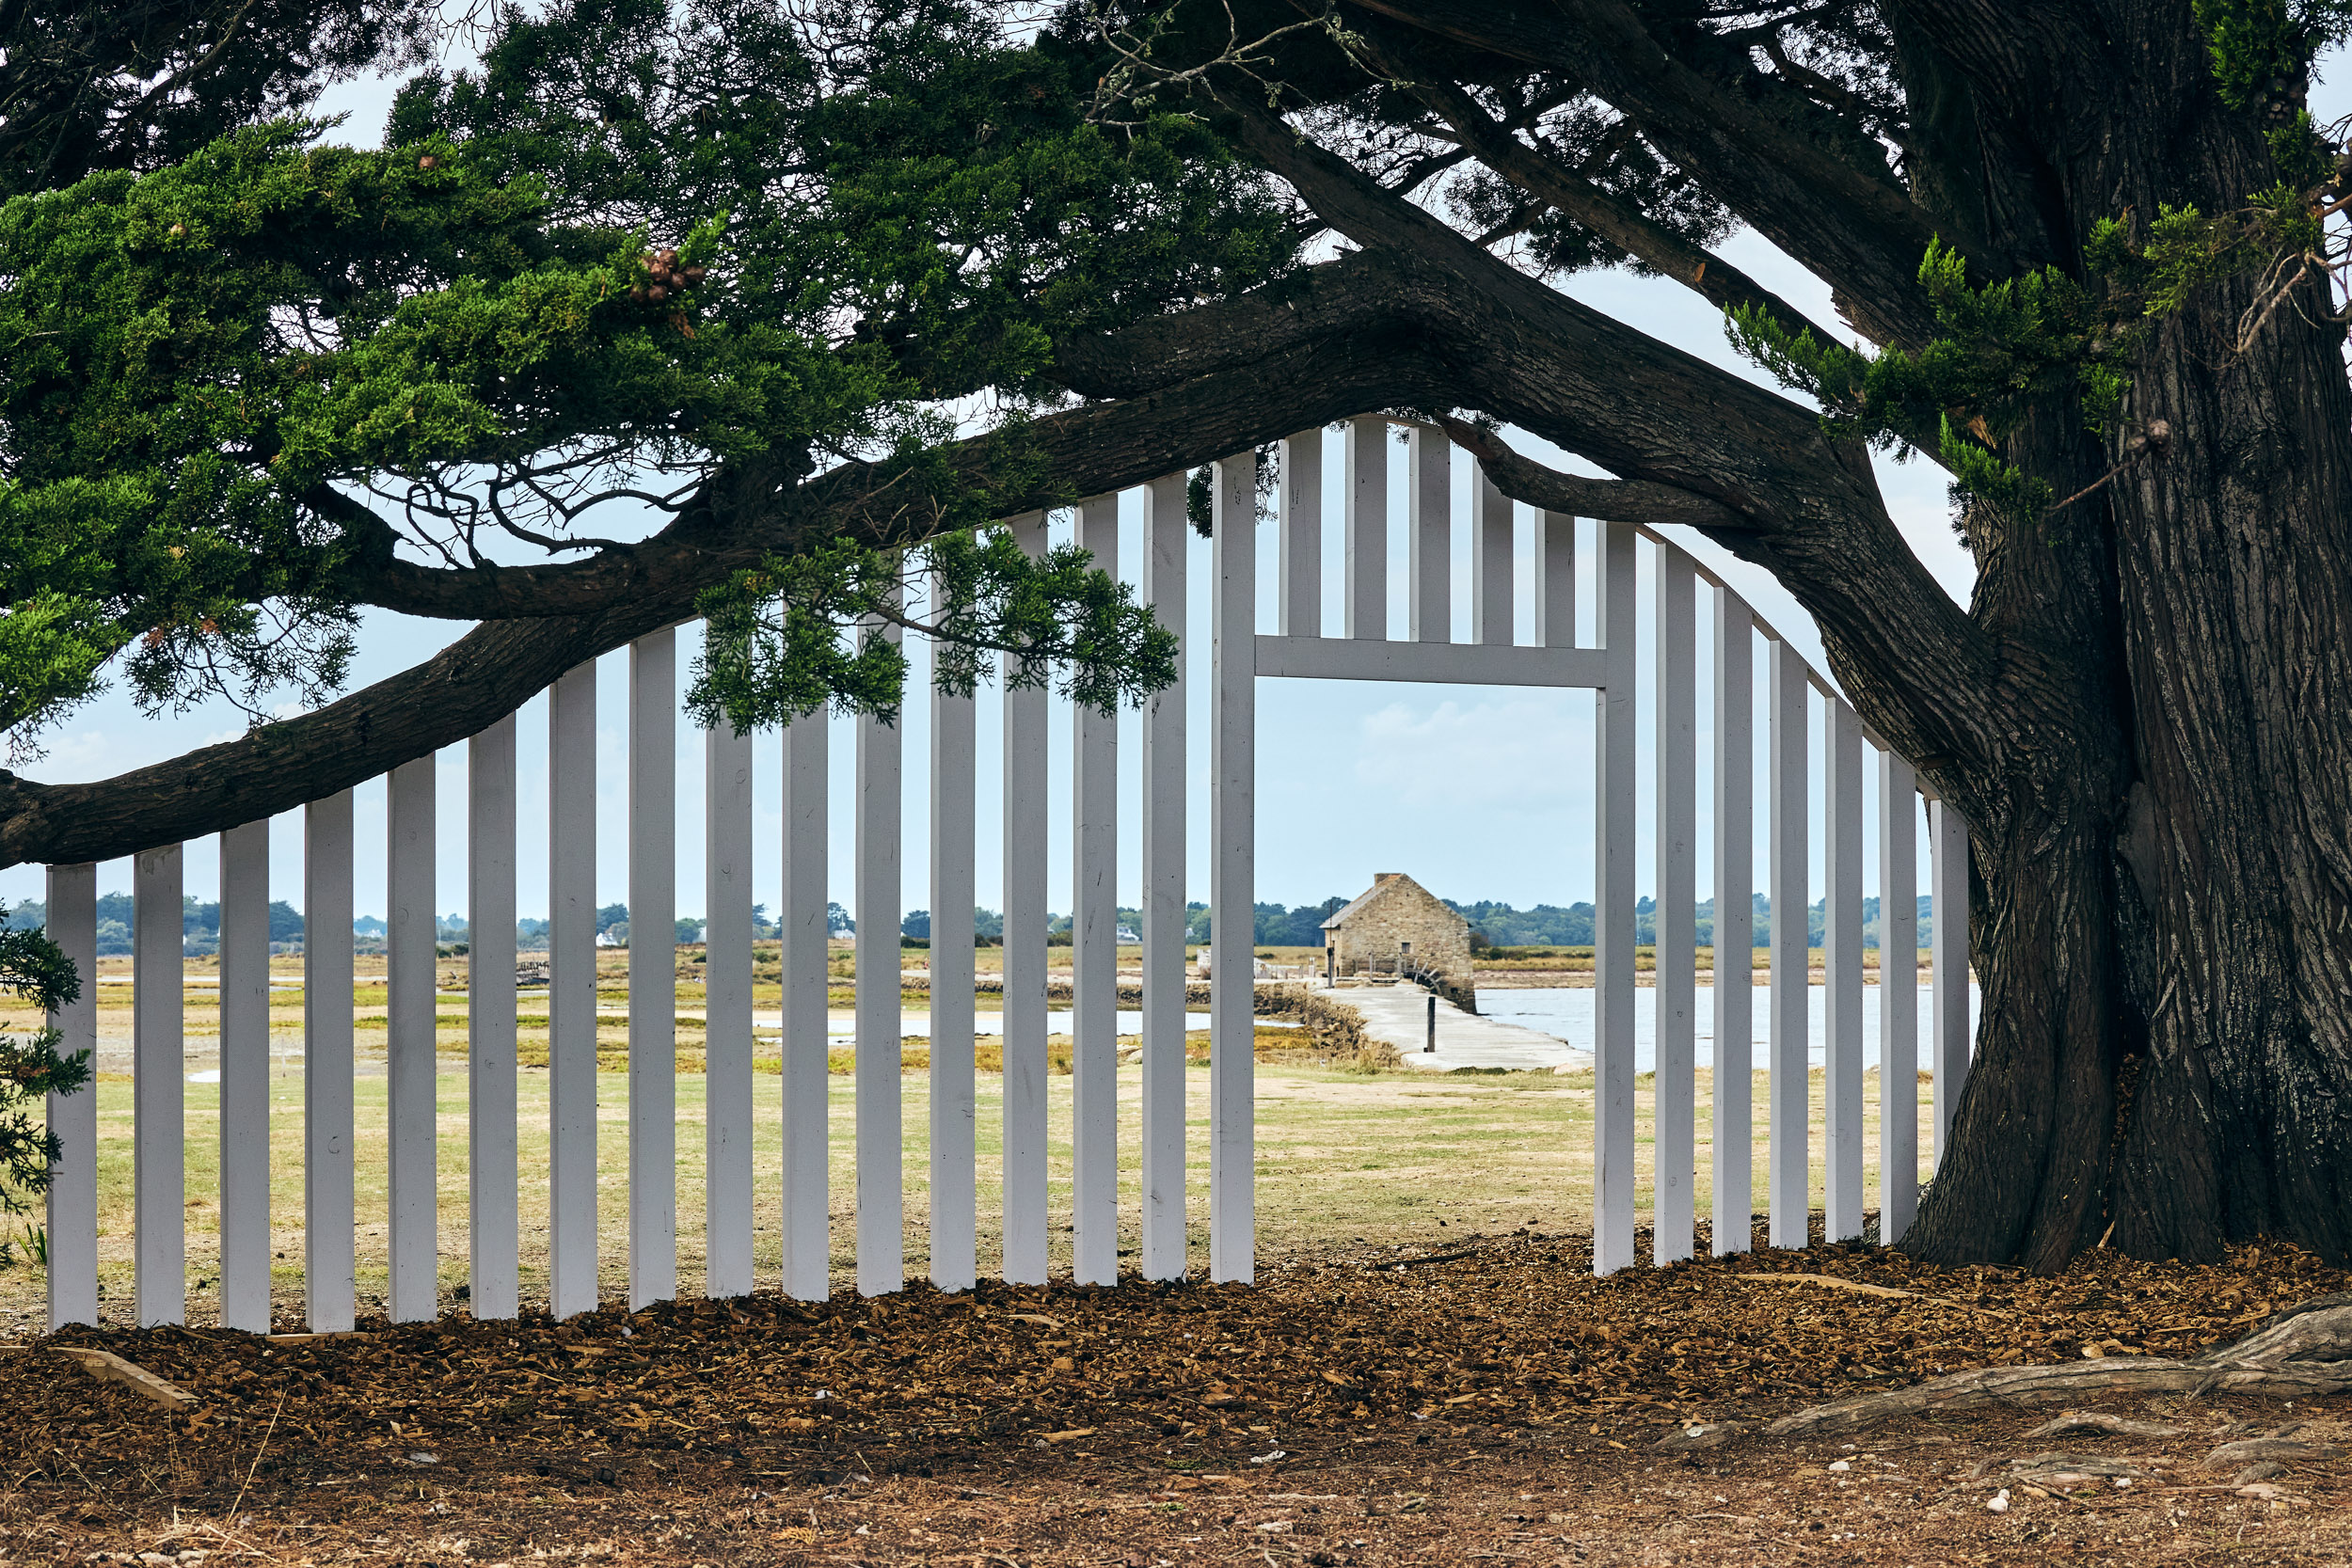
[1330,981,1595,1072]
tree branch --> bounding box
[1348,0,1990,349]
[0,290,1460,868]
[310,486,686,621]
[1432,416,1750,531]
[1357,44,1840,341]
[1211,92,2001,800]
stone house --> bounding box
[1322,873,1476,1010]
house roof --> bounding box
[1322,872,1459,931]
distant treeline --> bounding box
[2,890,1937,956]
[1252,894,1939,950]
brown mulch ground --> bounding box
[8,1223,2352,1564]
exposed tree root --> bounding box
[1767,1303,2352,1437]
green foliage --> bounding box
[1,0,441,199]
[1,0,1296,752]
[1729,240,2133,518]
[2191,0,2352,110]
[688,523,1179,730]
[0,906,93,1216]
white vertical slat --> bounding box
[217,821,271,1332]
[1592,522,1638,1275]
[1140,473,1189,1281]
[1823,700,1866,1242]
[1710,594,1755,1256]
[1279,429,1322,639]
[1767,642,1810,1249]
[305,791,356,1331]
[547,663,599,1319]
[780,707,831,1301]
[1209,452,1257,1285]
[133,844,184,1327]
[1407,426,1450,643]
[1000,512,1051,1285]
[1653,546,1696,1265]
[1470,471,1513,646]
[1534,511,1576,648]
[704,714,755,1299]
[1878,753,1920,1241]
[1073,494,1120,1287]
[628,628,678,1309]
[1343,416,1387,641]
[386,755,437,1323]
[855,610,904,1298]
[1931,799,1972,1166]
[929,611,978,1294]
[469,714,519,1320]
[44,863,98,1330]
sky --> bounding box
[1,50,2010,929]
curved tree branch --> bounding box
[1341,26,1840,343]
[1432,416,1750,531]
[1346,0,1993,349]
[0,293,1459,868]
[1214,91,2004,815]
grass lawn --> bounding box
[0,1054,1931,1330]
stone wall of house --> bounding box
[1328,874,1474,1002]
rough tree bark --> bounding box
[9,0,2352,1273]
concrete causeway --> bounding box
[1329,980,1596,1073]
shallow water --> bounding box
[1475,982,1985,1073]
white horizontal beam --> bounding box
[1254,635,1609,688]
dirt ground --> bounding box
[8,1227,2350,1566]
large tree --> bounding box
[6,0,2352,1271]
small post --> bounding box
[1424,992,1436,1053]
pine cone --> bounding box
[647,284,667,302]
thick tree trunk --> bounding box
[1900,8,2352,1268]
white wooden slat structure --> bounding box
[304,790,356,1332]
[547,663,599,1322]
[854,615,905,1300]
[215,820,271,1333]
[1767,639,1810,1250]
[780,707,830,1300]
[1709,593,1756,1256]
[1592,522,1639,1276]
[704,716,756,1299]
[1139,471,1190,1282]
[928,641,979,1295]
[1072,495,1121,1288]
[1652,546,1696,1266]
[1879,752,1921,1242]
[1209,453,1259,1284]
[629,629,679,1310]
[469,714,520,1321]
[34,414,1974,1330]
[999,512,1052,1289]
[43,862,98,1328]
[386,755,437,1322]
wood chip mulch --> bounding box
[8,1223,2352,1563]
